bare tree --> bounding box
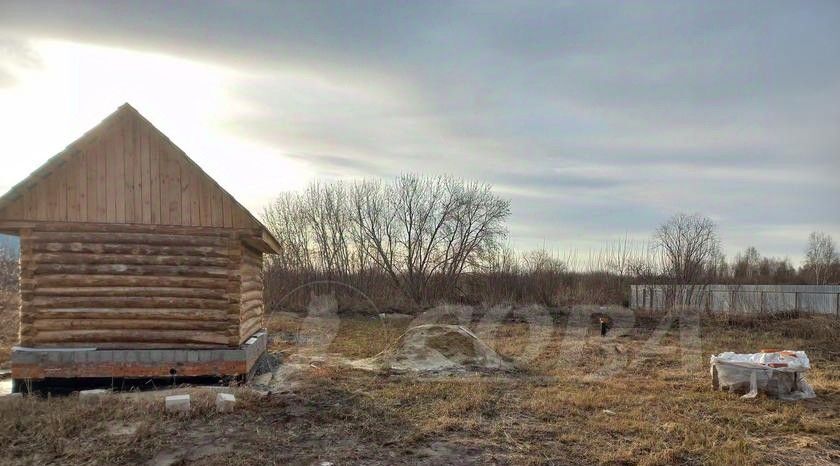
[263,174,510,305]
[351,175,510,303]
[262,191,316,271]
[302,181,355,277]
[732,246,761,283]
[521,249,567,305]
[804,231,838,285]
[653,213,721,306]
[0,241,19,310]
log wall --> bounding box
[239,246,264,343]
[17,223,265,349]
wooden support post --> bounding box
[760,291,765,314]
[795,291,800,313]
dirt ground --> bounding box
[1,307,839,465]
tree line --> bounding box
[261,175,838,310]
[651,214,839,286]
[1,174,836,312]
[0,243,19,311]
[262,175,510,307]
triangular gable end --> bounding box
[0,104,279,253]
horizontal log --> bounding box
[31,329,230,345]
[31,296,229,310]
[240,308,263,322]
[28,252,230,267]
[32,263,231,278]
[242,247,260,257]
[242,236,274,254]
[240,303,261,316]
[28,342,230,349]
[241,302,263,317]
[241,261,263,271]
[242,276,262,284]
[240,318,262,343]
[240,320,261,337]
[241,313,262,327]
[242,256,263,267]
[19,302,34,321]
[241,290,263,303]
[29,231,229,247]
[33,318,231,331]
[25,221,261,237]
[33,242,230,257]
[20,311,35,325]
[24,275,230,289]
[241,300,262,315]
[241,281,262,293]
[240,329,260,345]
[20,323,34,336]
[32,307,230,321]
[33,286,229,299]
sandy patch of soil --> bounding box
[352,324,514,373]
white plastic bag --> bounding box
[710,351,815,400]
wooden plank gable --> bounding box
[0,104,272,239]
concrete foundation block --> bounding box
[79,389,109,401]
[165,394,190,413]
[216,393,236,413]
[10,331,267,380]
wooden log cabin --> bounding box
[0,104,279,385]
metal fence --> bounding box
[630,284,840,316]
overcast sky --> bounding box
[0,1,838,262]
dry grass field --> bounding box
[1,308,839,465]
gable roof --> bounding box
[0,103,279,253]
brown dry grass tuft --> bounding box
[0,388,266,465]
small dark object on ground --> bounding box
[599,317,609,337]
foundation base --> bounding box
[11,330,267,382]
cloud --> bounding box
[0,36,42,86]
[0,1,838,260]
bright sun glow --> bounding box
[0,39,312,214]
